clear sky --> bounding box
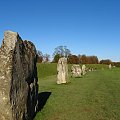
[0,0,120,61]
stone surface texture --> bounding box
[0,31,38,120]
[57,57,68,84]
[109,64,112,69]
[71,65,82,77]
[82,64,86,75]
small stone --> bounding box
[82,65,86,75]
[109,64,112,69]
[71,65,82,77]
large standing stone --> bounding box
[0,31,38,120]
[82,64,86,75]
[71,65,82,77]
[57,57,68,84]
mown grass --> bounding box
[37,63,108,78]
[37,63,57,78]
[34,63,120,120]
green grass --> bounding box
[37,63,57,78]
[34,63,120,120]
[85,64,109,69]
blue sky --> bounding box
[0,0,120,61]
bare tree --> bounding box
[37,50,43,63]
[43,53,50,63]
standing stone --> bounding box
[71,65,82,77]
[82,64,86,75]
[0,31,38,120]
[57,57,68,84]
[109,64,112,69]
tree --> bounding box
[78,55,99,64]
[112,62,120,67]
[79,54,88,64]
[100,59,112,65]
[52,54,61,63]
[87,56,99,64]
[53,46,71,58]
[43,53,50,63]
[68,55,79,64]
[78,54,81,64]
[37,50,43,63]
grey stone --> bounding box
[0,31,38,120]
[57,57,68,84]
[71,65,82,77]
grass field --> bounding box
[34,63,120,120]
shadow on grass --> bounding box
[23,91,51,120]
[37,92,51,112]
[75,76,83,78]
[71,76,83,78]
[32,92,51,119]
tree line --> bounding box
[37,45,120,66]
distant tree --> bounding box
[112,62,120,67]
[78,54,81,64]
[79,54,88,64]
[52,54,61,63]
[43,53,50,63]
[87,56,99,64]
[53,46,71,58]
[100,59,112,65]
[93,56,99,64]
[68,55,79,64]
[37,50,43,63]
[79,55,99,64]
